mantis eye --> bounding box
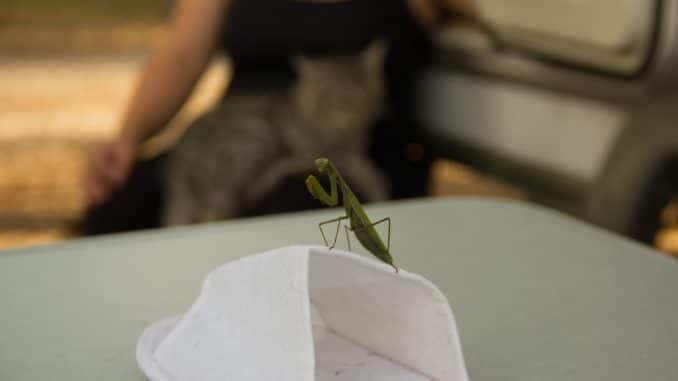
[315,158,329,172]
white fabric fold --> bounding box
[137,245,469,381]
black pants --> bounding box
[81,154,167,235]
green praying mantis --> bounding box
[306,158,397,272]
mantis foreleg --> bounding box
[306,173,339,207]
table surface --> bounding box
[2,198,677,381]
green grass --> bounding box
[1,0,169,26]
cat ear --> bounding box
[292,54,311,73]
[362,38,388,73]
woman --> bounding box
[83,0,476,234]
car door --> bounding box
[419,0,678,242]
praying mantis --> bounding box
[306,158,397,272]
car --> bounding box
[418,0,678,245]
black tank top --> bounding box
[221,0,431,103]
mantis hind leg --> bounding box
[344,225,353,252]
[371,217,391,251]
[353,217,398,273]
[371,217,397,272]
[318,216,348,249]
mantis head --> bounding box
[315,158,330,172]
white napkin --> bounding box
[137,245,469,381]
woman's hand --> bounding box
[84,134,137,207]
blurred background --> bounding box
[1,0,228,248]
[1,0,678,255]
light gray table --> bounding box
[2,198,677,380]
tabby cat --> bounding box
[164,40,389,225]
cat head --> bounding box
[291,39,388,128]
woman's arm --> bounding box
[85,0,230,206]
[119,0,231,144]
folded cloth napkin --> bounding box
[137,245,469,381]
